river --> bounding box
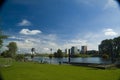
[29,57,112,64]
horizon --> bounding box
[1,0,120,53]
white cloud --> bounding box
[9,36,23,40]
[9,28,118,53]
[43,48,50,51]
[9,33,59,53]
[17,19,32,26]
[104,0,118,9]
[7,34,99,53]
[103,28,118,36]
[20,29,42,35]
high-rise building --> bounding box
[65,48,68,54]
[81,46,87,54]
[71,46,79,55]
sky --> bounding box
[0,0,120,53]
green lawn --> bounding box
[0,58,13,66]
[0,61,120,80]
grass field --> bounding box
[0,60,120,80]
[0,58,13,66]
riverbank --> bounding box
[0,61,120,80]
[63,62,119,69]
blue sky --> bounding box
[1,0,120,53]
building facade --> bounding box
[71,46,79,55]
[81,46,87,54]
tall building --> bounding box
[71,46,79,55]
[81,46,87,54]
[65,48,68,54]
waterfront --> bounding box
[30,57,112,64]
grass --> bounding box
[0,58,13,66]
[0,60,120,80]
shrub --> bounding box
[15,54,25,61]
[102,54,109,59]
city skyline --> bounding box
[1,0,120,53]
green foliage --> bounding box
[54,49,63,58]
[1,42,18,58]
[71,54,93,58]
[99,37,120,62]
[49,54,53,59]
[1,50,11,58]
[102,54,109,59]
[15,54,25,61]
[31,54,34,59]
[99,39,113,56]
[7,42,18,58]
[71,54,80,57]
[63,53,68,57]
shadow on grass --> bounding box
[0,72,3,80]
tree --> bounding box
[99,39,113,55]
[15,54,25,61]
[113,37,120,58]
[50,48,52,54]
[99,37,120,63]
[54,49,63,58]
[7,42,18,58]
[31,48,35,59]
[31,48,35,54]
[1,50,10,57]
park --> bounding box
[0,58,120,80]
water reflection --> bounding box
[29,57,112,64]
[70,57,111,64]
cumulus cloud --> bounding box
[17,19,32,26]
[104,0,118,9]
[103,28,118,36]
[20,29,42,35]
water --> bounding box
[70,57,111,64]
[30,57,112,64]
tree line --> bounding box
[99,36,120,62]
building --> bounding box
[81,46,87,54]
[71,46,79,55]
[65,48,69,54]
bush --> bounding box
[102,54,109,59]
[15,54,25,61]
[49,54,53,59]
[1,51,11,58]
